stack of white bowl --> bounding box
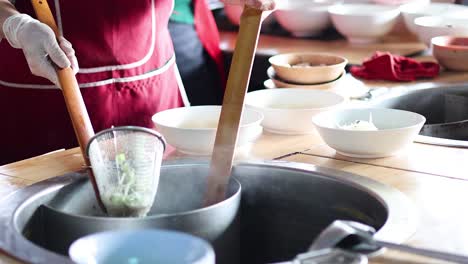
[152,53,351,154]
[399,2,468,71]
[265,52,348,91]
[400,3,468,46]
[272,0,403,43]
[227,0,468,48]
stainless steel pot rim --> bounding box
[6,159,418,243]
[40,176,242,221]
[416,135,468,148]
[229,160,418,244]
[0,160,418,264]
[422,119,468,128]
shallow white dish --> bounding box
[400,3,468,34]
[267,66,346,90]
[275,0,336,37]
[152,106,263,155]
[264,74,370,100]
[313,108,426,158]
[69,229,215,264]
[328,4,400,44]
[245,89,346,135]
[414,15,468,46]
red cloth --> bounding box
[194,0,227,89]
[350,52,440,81]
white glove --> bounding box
[2,13,79,86]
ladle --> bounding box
[204,5,272,206]
[310,220,468,263]
[31,0,105,212]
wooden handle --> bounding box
[31,0,106,212]
[204,6,264,206]
[31,0,94,158]
[31,0,60,36]
[55,69,95,158]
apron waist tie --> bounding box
[0,55,176,89]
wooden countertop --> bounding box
[2,33,468,263]
[2,132,468,263]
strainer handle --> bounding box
[31,0,94,157]
[31,0,106,213]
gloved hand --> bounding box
[224,0,276,11]
[2,13,79,86]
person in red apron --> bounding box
[0,0,275,165]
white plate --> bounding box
[264,72,370,99]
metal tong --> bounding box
[310,220,468,264]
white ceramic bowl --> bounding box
[432,36,468,72]
[69,229,215,264]
[401,3,468,34]
[152,106,263,155]
[275,0,336,37]
[328,4,400,44]
[313,108,426,158]
[245,89,346,135]
[414,15,468,47]
[268,53,348,84]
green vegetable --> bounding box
[109,153,148,209]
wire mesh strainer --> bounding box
[86,126,166,217]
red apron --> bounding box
[0,0,184,165]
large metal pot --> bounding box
[1,160,416,264]
[16,164,241,264]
